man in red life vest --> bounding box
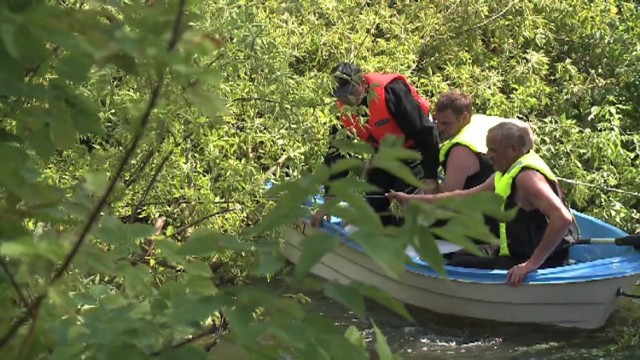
[311,62,440,228]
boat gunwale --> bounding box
[294,215,640,285]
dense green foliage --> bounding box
[1,0,639,359]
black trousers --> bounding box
[446,244,568,269]
[365,164,423,227]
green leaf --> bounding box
[331,138,374,156]
[326,177,383,230]
[157,346,207,360]
[103,53,139,75]
[349,229,406,279]
[177,229,220,256]
[118,264,151,296]
[66,92,104,136]
[182,273,217,297]
[344,326,366,351]
[56,52,93,84]
[27,126,55,161]
[84,172,109,196]
[0,128,21,144]
[437,191,516,222]
[323,282,365,318]
[430,218,487,257]
[1,24,19,58]
[371,154,423,189]
[0,45,23,96]
[377,138,422,161]
[328,158,365,176]
[357,284,414,322]
[94,215,155,246]
[293,232,339,282]
[187,86,228,122]
[251,249,286,276]
[75,243,118,275]
[179,229,248,256]
[414,227,447,277]
[154,238,183,264]
[372,320,393,360]
[18,182,65,206]
[182,262,213,277]
[48,104,77,149]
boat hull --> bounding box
[281,221,638,329]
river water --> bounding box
[303,288,640,359]
[210,283,640,359]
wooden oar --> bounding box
[574,234,640,247]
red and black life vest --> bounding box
[337,73,430,148]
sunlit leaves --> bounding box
[0,0,639,359]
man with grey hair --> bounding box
[386,122,578,285]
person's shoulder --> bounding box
[515,169,552,191]
[448,143,477,159]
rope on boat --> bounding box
[557,177,640,198]
[617,288,640,300]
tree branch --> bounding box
[0,0,188,349]
[170,208,239,239]
[127,149,175,223]
[230,97,328,109]
[151,315,228,356]
[463,1,516,32]
[18,301,41,360]
[124,145,159,189]
[0,258,30,310]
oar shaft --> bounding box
[576,235,640,247]
[576,238,617,244]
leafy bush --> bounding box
[1,0,639,359]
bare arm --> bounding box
[438,145,480,193]
[517,171,572,267]
[388,174,495,203]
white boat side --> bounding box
[280,217,640,329]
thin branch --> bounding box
[170,208,239,239]
[18,301,41,360]
[127,149,175,223]
[151,316,228,356]
[261,154,289,182]
[128,200,233,207]
[125,256,181,271]
[230,97,328,109]
[0,258,30,310]
[124,145,159,188]
[0,0,188,349]
[557,177,640,198]
[463,2,516,32]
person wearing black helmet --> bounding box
[311,62,440,228]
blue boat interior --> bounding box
[293,191,640,284]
